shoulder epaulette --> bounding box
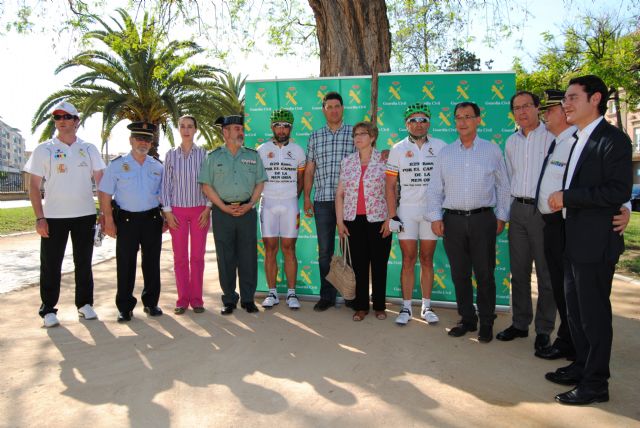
[209,147,223,155]
[152,155,163,164]
[244,147,258,153]
[111,155,123,162]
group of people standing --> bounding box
[25,73,632,406]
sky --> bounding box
[0,0,634,157]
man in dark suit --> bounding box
[546,75,632,405]
[535,89,630,362]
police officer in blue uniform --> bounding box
[99,122,165,322]
[199,115,267,315]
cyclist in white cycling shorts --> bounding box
[384,103,447,326]
[257,109,306,309]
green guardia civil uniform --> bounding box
[198,145,268,306]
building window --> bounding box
[635,127,640,152]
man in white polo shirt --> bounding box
[24,101,106,328]
[257,109,306,309]
[384,103,447,325]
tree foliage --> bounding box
[515,11,640,109]
[31,8,242,155]
[436,47,481,72]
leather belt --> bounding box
[514,197,535,205]
[444,207,492,216]
[223,199,251,205]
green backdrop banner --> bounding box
[245,72,515,307]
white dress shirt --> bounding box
[505,122,555,198]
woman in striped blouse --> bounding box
[161,115,212,314]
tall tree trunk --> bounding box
[308,0,391,123]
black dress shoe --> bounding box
[496,325,528,341]
[478,324,493,343]
[117,311,133,323]
[555,387,609,405]
[545,370,582,386]
[344,299,355,309]
[313,299,334,312]
[535,346,575,360]
[220,304,236,315]
[241,302,259,313]
[555,362,579,375]
[143,306,163,316]
[534,333,551,351]
[448,320,477,337]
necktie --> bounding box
[534,139,556,210]
[561,132,579,218]
[562,132,580,189]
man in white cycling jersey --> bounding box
[384,103,447,325]
[257,109,306,309]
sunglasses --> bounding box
[53,114,76,121]
[273,122,292,129]
[406,117,429,124]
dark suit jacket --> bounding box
[563,119,632,264]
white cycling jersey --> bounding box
[386,136,447,206]
[257,140,306,200]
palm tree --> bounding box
[200,70,247,150]
[31,8,240,157]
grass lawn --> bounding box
[618,212,640,275]
[0,206,36,235]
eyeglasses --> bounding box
[53,114,75,121]
[560,94,580,106]
[354,132,370,138]
[406,117,429,124]
[454,115,477,122]
[273,122,292,129]
[512,103,535,112]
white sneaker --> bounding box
[395,307,412,325]
[43,313,60,328]
[286,293,301,309]
[421,307,439,324]
[261,292,280,308]
[78,304,98,320]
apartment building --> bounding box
[0,117,26,189]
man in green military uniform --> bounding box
[199,115,267,315]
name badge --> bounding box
[241,159,256,165]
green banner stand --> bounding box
[246,76,372,297]
[245,72,514,308]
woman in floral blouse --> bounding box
[335,121,392,321]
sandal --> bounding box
[353,310,368,321]
[375,310,387,320]
[174,307,186,315]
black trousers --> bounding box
[39,215,96,317]
[344,215,392,311]
[115,209,163,312]
[443,210,497,326]
[211,206,258,306]
[564,258,616,390]
[542,212,574,353]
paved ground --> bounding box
[0,233,639,427]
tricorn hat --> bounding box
[215,115,244,128]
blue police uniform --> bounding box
[99,152,164,315]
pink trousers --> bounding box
[169,206,209,308]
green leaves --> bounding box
[32,7,244,155]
